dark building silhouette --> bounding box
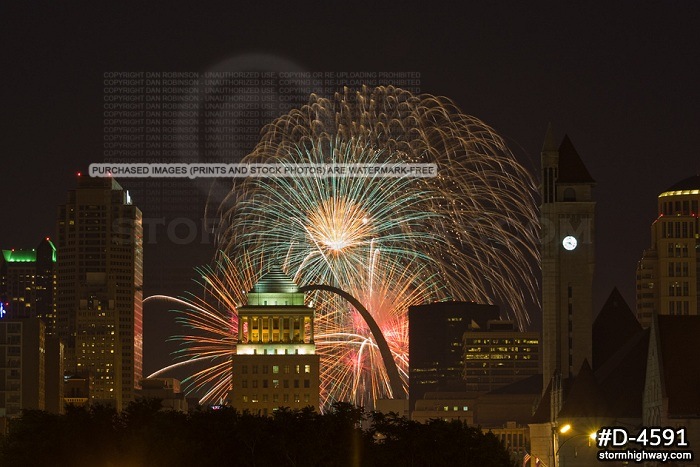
[408,301,499,412]
[0,318,45,420]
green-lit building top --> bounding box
[1,240,57,263]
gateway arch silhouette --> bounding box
[299,284,405,399]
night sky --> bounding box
[2,2,699,375]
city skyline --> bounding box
[2,3,700,379]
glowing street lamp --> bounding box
[552,424,598,467]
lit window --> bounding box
[304,364,311,373]
[273,365,279,374]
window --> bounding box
[304,379,310,388]
[241,365,248,374]
[242,380,248,388]
[273,379,279,388]
[284,394,289,403]
[263,379,268,388]
[295,365,300,374]
[273,365,279,374]
[242,395,248,403]
[284,365,290,374]
[262,365,269,374]
[304,364,311,374]
[304,394,310,403]
[294,394,300,403]
[252,380,258,388]
[252,365,258,374]
[273,394,279,403]
[284,380,289,389]
[294,379,299,388]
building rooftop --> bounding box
[662,174,700,193]
[1,239,56,263]
[592,287,642,370]
[249,265,300,294]
[557,135,595,184]
[558,360,609,419]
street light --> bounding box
[553,424,598,467]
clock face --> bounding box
[562,235,578,251]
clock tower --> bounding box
[540,124,596,388]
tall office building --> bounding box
[56,175,143,411]
[540,125,595,387]
[408,301,499,412]
[230,267,320,414]
[1,238,57,333]
[636,176,700,327]
[462,320,540,393]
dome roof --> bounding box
[665,175,700,192]
[249,265,299,293]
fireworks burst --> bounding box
[154,86,539,409]
[218,86,539,327]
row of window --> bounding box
[240,364,311,375]
[661,220,696,239]
[668,282,691,297]
[660,199,699,216]
[240,379,311,389]
[241,393,311,404]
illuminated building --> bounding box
[408,301,499,414]
[0,238,57,334]
[636,175,700,327]
[540,125,595,385]
[230,266,320,414]
[56,176,143,411]
[0,318,46,419]
[462,320,540,393]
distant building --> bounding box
[411,392,474,424]
[463,320,540,393]
[230,267,320,415]
[0,238,57,334]
[0,318,46,418]
[485,421,530,463]
[636,175,700,327]
[408,301,499,414]
[139,377,188,413]
[64,375,91,408]
[56,175,143,411]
